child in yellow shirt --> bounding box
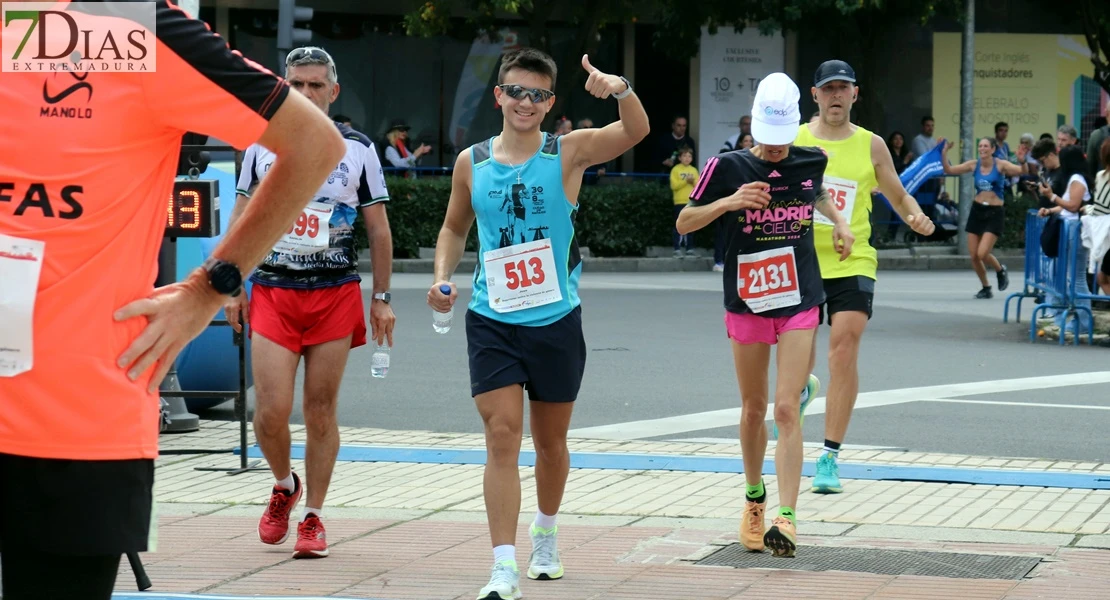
[670,147,699,257]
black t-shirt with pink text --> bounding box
[688,147,828,318]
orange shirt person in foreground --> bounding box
[0,2,344,598]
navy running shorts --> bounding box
[465,306,587,402]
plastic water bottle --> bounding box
[432,284,453,334]
[370,343,390,378]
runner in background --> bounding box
[226,46,395,559]
[426,48,649,599]
[678,73,854,557]
[0,2,344,597]
[795,60,935,494]
[941,137,1022,298]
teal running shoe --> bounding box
[811,451,843,494]
[774,374,820,439]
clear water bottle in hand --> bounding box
[370,343,390,378]
[432,284,453,334]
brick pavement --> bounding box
[119,509,1110,599]
[121,421,1110,598]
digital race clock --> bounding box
[166,179,219,238]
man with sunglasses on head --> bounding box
[794,61,934,496]
[226,46,396,559]
[427,48,649,599]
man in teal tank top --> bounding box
[427,47,649,600]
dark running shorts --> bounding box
[820,275,875,325]
[465,306,587,402]
[965,203,1005,236]
[1102,252,1110,277]
[0,453,154,555]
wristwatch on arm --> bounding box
[373,292,391,304]
[201,257,243,297]
[613,76,633,100]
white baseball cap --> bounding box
[751,72,801,146]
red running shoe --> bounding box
[257,472,302,545]
[293,513,329,558]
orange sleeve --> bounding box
[141,1,289,149]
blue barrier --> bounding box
[1069,218,1110,345]
[1004,211,1047,323]
[1009,211,1106,346]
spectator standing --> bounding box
[1086,100,1110,179]
[554,117,573,136]
[655,115,696,171]
[383,119,431,174]
[720,115,752,152]
[888,131,912,174]
[1083,138,1110,296]
[669,147,699,257]
[994,121,1011,161]
[910,116,937,158]
[1034,143,1094,331]
[1057,125,1079,150]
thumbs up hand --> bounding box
[582,54,629,100]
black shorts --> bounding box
[0,453,154,555]
[1101,252,1110,277]
[465,306,587,402]
[820,275,875,324]
[965,203,1005,236]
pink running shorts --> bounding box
[725,306,819,345]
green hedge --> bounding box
[356,176,712,258]
[999,189,1039,249]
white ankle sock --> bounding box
[493,544,516,565]
[302,507,322,521]
[275,473,295,491]
[534,510,557,530]
[800,385,810,404]
[823,446,840,456]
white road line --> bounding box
[568,372,1110,441]
[673,437,906,451]
[929,398,1110,411]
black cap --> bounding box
[388,119,411,132]
[814,60,856,87]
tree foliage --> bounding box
[402,0,964,131]
[1075,0,1110,95]
[403,0,649,130]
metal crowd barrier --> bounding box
[1003,211,1049,324]
[1067,218,1110,344]
[1006,212,1108,345]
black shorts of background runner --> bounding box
[820,275,875,324]
[0,454,153,599]
[965,203,1005,236]
[466,306,586,402]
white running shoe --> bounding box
[527,524,564,580]
[477,559,522,600]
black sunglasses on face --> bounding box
[498,84,554,103]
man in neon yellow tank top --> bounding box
[793,61,936,494]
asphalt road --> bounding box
[196,271,1110,462]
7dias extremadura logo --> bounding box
[3,2,156,73]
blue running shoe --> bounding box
[774,374,820,439]
[811,451,843,494]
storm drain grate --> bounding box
[695,544,1042,580]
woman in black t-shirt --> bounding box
[676,73,854,560]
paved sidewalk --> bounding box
[123,421,1110,599]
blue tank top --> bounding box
[974,159,1006,201]
[468,134,582,326]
